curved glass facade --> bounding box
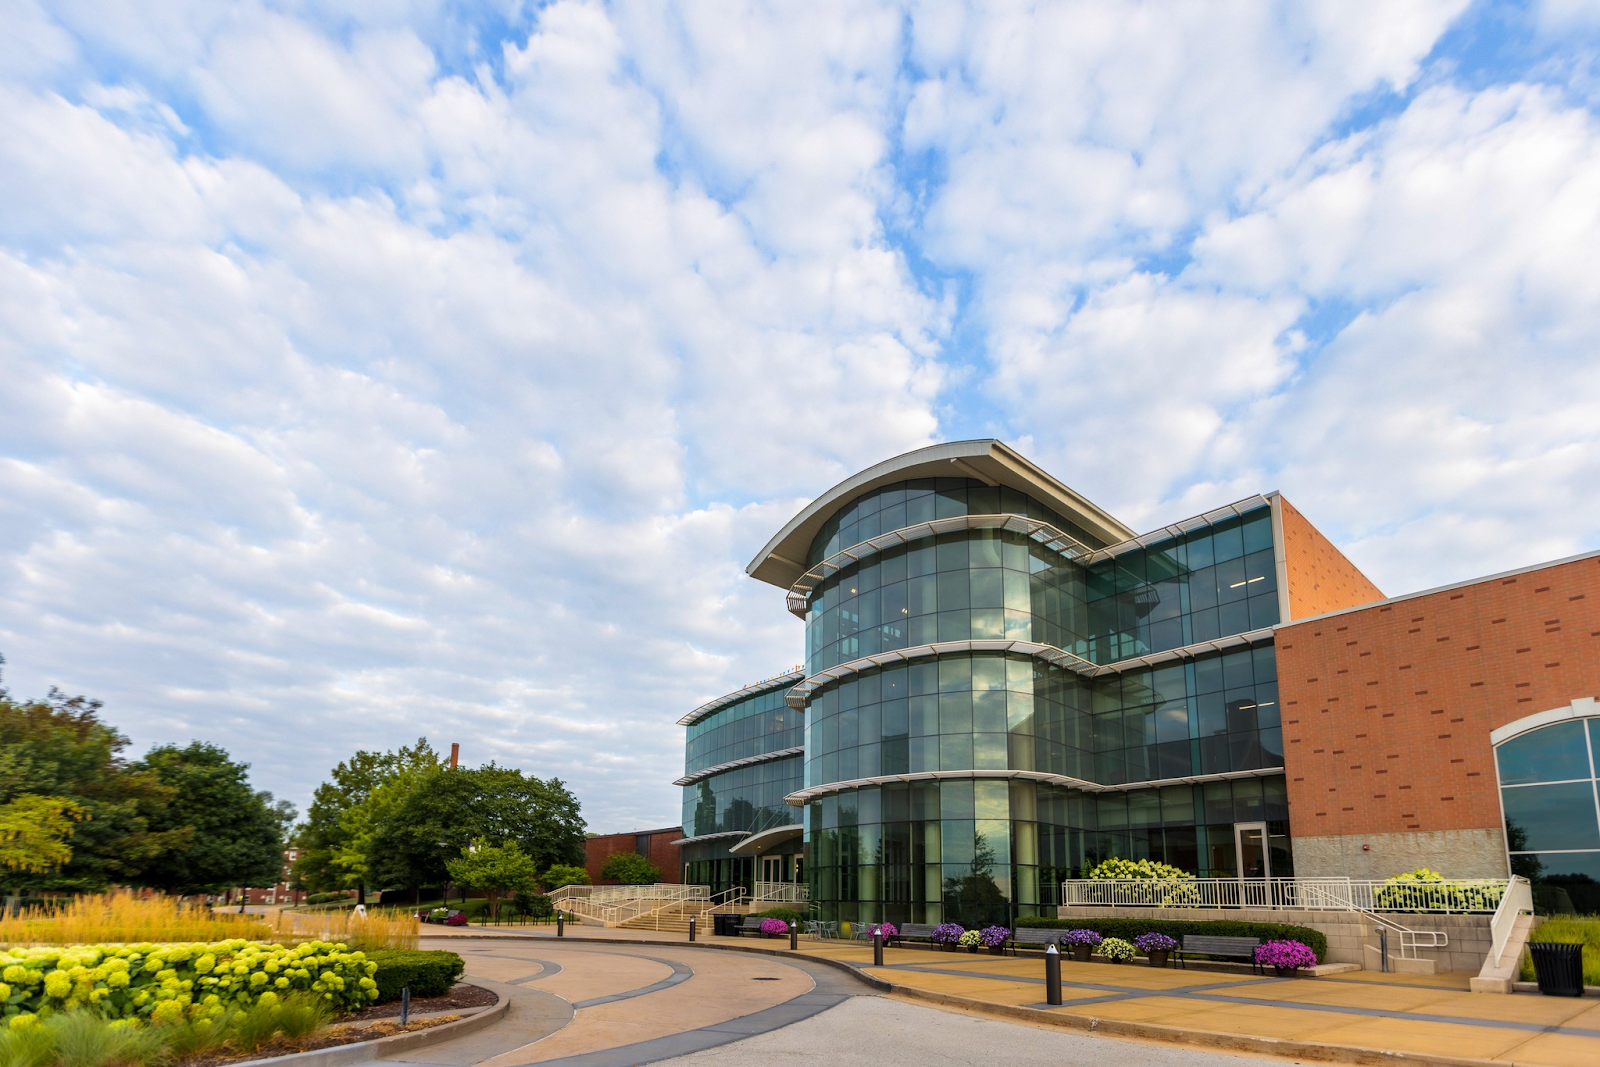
[803,646,1282,790]
[1497,716,1600,912]
[795,491,1290,925]
[685,686,801,775]
[805,776,1290,926]
[681,682,805,893]
[806,478,1105,566]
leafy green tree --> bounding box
[0,795,83,874]
[600,851,661,885]
[541,865,591,890]
[0,678,188,892]
[366,764,585,898]
[132,743,285,895]
[445,839,539,918]
[293,742,441,902]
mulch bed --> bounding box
[178,1012,468,1066]
[343,983,499,1021]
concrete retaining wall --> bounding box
[1053,905,1494,974]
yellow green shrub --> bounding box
[0,940,377,1026]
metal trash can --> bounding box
[1528,942,1584,997]
[713,913,741,937]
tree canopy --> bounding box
[445,839,539,918]
[0,681,190,891]
[131,742,288,895]
[600,851,661,885]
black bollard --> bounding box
[557,912,565,938]
[400,986,411,1026]
[789,921,799,950]
[689,916,696,942]
[1045,943,1062,1005]
[873,926,884,967]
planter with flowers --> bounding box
[1254,939,1318,976]
[979,926,1010,955]
[1134,932,1178,968]
[1098,937,1137,964]
[931,923,966,951]
[760,918,790,939]
[872,921,899,945]
[1063,928,1102,962]
[958,929,982,953]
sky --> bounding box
[2,0,1599,833]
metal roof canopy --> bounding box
[783,765,1285,807]
[747,440,1135,590]
[728,824,803,855]
[673,746,804,787]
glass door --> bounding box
[762,855,786,883]
[1234,822,1269,878]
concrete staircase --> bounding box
[618,898,750,933]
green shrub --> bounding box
[513,892,554,920]
[600,852,662,885]
[1085,857,1195,880]
[364,950,464,1002]
[305,892,349,905]
[541,865,590,890]
[1015,916,1328,962]
[749,908,802,927]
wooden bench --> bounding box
[736,916,770,937]
[1177,934,1263,973]
[897,923,937,943]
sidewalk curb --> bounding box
[421,931,893,992]
[888,984,1525,1067]
[229,989,508,1067]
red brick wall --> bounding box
[584,827,684,885]
[1278,496,1385,620]
[1276,553,1600,838]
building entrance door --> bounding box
[761,855,787,883]
[1234,822,1270,879]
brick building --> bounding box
[585,827,684,885]
[1276,550,1600,905]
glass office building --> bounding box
[694,440,1299,926]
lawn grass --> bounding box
[1520,915,1600,985]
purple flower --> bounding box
[1133,932,1177,953]
[1063,929,1103,947]
[445,912,468,926]
[931,922,966,944]
[1254,940,1318,969]
[978,926,1010,948]
[760,918,790,935]
[873,922,898,937]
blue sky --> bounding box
[2,0,1598,831]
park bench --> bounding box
[735,916,768,937]
[897,923,937,944]
[1011,927,1062,952]
[1176,934,1263,973]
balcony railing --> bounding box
[1060,876,1507,913]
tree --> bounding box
[365,763,586,897]
[541,865,591,890]
[293,742,440,902]
[600,851,661,885]
[132,743,284,895]
[0,676,188,892]
[445,839,539,919]
[0,795,83,874]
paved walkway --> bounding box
[416,925,1600,1067]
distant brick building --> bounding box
[237,847,311,905]
[585,827,684,885]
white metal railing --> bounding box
[1484,875,1533,969]
[556,884,711,925]
[752,881,809,903]
[1061,877,1507,913]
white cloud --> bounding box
[1,0,1597,834]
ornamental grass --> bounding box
[0,896,270,948]
[1522,915,1600,986]
[267,909,419,952]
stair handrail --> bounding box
[1485,876,1532,969]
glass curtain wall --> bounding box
[1497,716,1600,913]
[797,486,1291,925]
[682,682,806,895]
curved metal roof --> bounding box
[746,440,1134,589]
[677,669,805,727]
